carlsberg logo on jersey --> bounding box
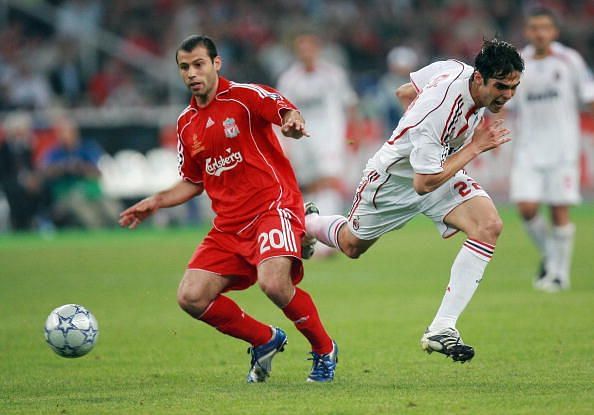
[205,148,243,176]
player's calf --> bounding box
[339,230,376,259]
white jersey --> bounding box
[277,60,357,185]
[277,60,357,146]
[511,42,594,166]
[370,60,484,179]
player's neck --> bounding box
[533,45,552,59]
[303,61,316,72]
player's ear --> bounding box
[473,71,484,86]
[214,56,222,71]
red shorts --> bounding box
[187,207,304,292]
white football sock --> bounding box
[523,214,549,258]
[312,189,345,256]
[428,239,494,332]
[550,223,575,286]
[305,213,346,250]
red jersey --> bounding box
[176,76,304,233]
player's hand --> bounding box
[118,196,159,229]
[470,118,511,153]
[281,110,310,139]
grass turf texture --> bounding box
[0,205,592,414]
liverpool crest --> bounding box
[223,117,240,138]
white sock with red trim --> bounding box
[305,213,347,250]
[428,239,494,332]
[549,223,575,286]
[314,189,346,255]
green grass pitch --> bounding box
[1,204,592,414]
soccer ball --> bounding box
[44,304,99,358]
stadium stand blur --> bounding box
[0,0,593,232]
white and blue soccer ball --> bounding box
[44,304,99,358]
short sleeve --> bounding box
[410,61,453,92]
[249,84,298,126]
[409,128,445,174]
[176,136,203,184]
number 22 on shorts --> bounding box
[454,178,482,197]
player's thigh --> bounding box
[510,163,545,203]
[443,196,500,236]
[250,208,305,286]
[545,163,581,206]
[423,174,498,240]
[187,232,259,292]
[346,166,419,240]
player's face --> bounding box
[525,15,558,53]
[475,71,521,113]
[177,46,222,104]
[295,35,320,69]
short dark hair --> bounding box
[175,35,218,63]
[474,38,524,83]
[527,7,559,27]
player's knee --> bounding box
[177,286,211,316]
[258,275,293,305]
[478,215,504,241]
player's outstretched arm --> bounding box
[281,110,310,139]
[119,180,204,229]
[413,119,510,195]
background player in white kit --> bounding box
[509,8,594,292]
[277,34,358,257]
[304,39,524,362]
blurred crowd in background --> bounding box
[2,0,593,110]
[0,0,593,233]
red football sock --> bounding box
[199,295,272,347]
[282,287,333,354]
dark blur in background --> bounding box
[0,0,593,233]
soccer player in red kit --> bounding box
[119,35,337,383]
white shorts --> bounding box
[347,167,490,240]
[509,162,581,205]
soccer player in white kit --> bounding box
[277,34,358,257]
[304,39,524,362]
[509,8,594,292]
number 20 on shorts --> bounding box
[258,229,294,254]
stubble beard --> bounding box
[195,91,209,105]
